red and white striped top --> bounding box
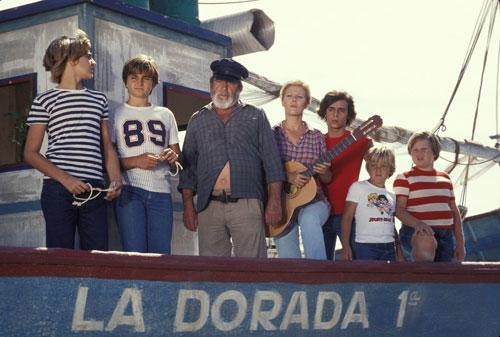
[393,167,455,228]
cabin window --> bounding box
[0,74,36,166]
[163,82,211,131]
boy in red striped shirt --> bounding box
[393,131,466,262]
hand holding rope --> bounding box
[147,148,183,176]
[72,181,121,207]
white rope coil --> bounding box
[72,183,113,207]
[167,161,183,177]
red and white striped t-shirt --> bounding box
[393,167,455,228]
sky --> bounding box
[199,0,500,217]
[1,0,498,217]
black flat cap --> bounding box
[210,58,249,82]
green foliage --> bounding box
[2,109,28,162]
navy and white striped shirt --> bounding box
[26,88,108,182]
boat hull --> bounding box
[1,247,499,336]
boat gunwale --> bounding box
[1,247,499,284]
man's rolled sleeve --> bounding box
[178,119,198,193]
[258,109,285,183]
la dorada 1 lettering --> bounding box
[71,286,416,333]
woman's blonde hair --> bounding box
[364,146,396,177]
[43,29,91,83]
[279,80,311,105]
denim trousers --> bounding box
[354,241,396,261]
[322,214,356,260]
[41,179,108,250]
[399,225,456,262]
[114,185,173,254]
[275,200,330,260]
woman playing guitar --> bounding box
[272,81,332,260]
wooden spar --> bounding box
[350,119,500,164]
[244,71,500,164]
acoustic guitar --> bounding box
[268,115,383,237]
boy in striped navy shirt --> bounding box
[111,55,180,254]
[393,131,466,262]
[24,30,122,250]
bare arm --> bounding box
[450,199,466,262]
[265,181,283,226]
[340,201,357,260]
[101,121,122,200]
[120,143,181,171]
[24,124,89,195]
[120,154,161,170]
[182,188,198,231]
[395,196,434,235]
[286,169,309,189]
[165,143,181,164]
[394,227,405,262]
[314,162,332,184]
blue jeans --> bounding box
[275,200,330,260]
[114,185,173,253]
[354,242,396,261]
[322,214,356,260]
[41,179,108,250]
[399,225,455,262]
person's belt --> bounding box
[210,191,239,203]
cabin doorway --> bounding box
[163,82,211,131]
[0,74,36,167]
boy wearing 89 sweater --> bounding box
[111,55,180,254]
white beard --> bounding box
[211,91,240,109]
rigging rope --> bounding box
[495,25,500,147]
[470,0,498,141]
[460,163,470,207]
[444,138,461,174]
[460,0,499,209]
[431,0,492,134]
[440,152,500,166]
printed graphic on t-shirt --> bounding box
[366,193,393,216]
[122,119,167,148]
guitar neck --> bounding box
[303,134,357,177]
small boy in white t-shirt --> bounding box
[340,146,399,261]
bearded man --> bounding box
[178,58,284,258]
